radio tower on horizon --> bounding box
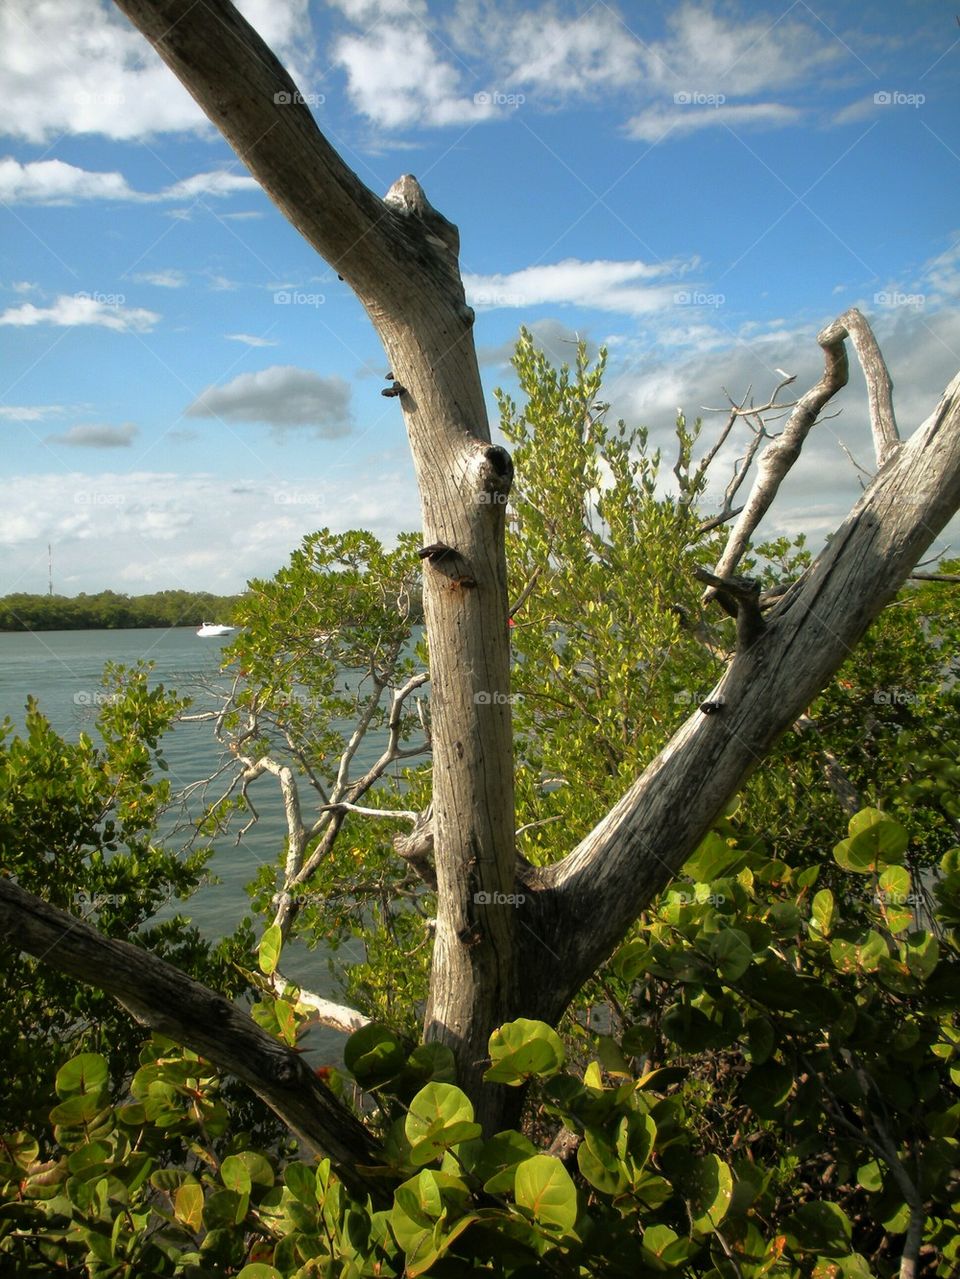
[48,543,53,596]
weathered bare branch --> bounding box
[0,877,384,1191]
[266,972,371,1035]
[705,314,852,594]
[525,363,960,1022]
[831,309,900,466]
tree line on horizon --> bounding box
[0,589,247,632]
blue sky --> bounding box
[1,0,958,595]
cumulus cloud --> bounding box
[465,258,695,317]
[0,158,259,206]
[45,423,138,448]
[185,365,353,437]
[328,1,854,139]
[0,0,313,143]
[333,23,494,128]
[0,295,159,332]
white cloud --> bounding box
[465,257,694,316]
[334,23,493,128]
[0,157,139,203]
[0,0,313,143]
[163,171,259,200]
[0,294,159,332]
[185,365,353,437]
[0,404,64,421]
[0,467,419,592]
[45,423,138,448]
[134,270,187,289]
[625,102,803,143]
[226,333,280,347]
[0,157,260,206]
[638,3,842,99]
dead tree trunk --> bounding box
[107,0,519,1128]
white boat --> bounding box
[197,621,234,638]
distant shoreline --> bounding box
[0,591,244,633]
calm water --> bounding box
[0,627,385,1051]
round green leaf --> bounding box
[485,1018,566,1085]
[709,928,753,981]
[404,1083,482,1167]
[686,1154,734,1233]
[513,1154,578,1234]
[343,1023,407,1089]
[55,1053,108,1099]
[174,1180,204,1232]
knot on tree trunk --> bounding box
[384,174,461,259]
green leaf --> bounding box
[485,1018,566,1085]
[284,1161,318,1204]
[55,1053,108,1099]
[709,928,753,981]
[514,1154,578,1234]
[343,1023,407,1089]
[856,1160,883,1192]
[683,831,743,882]
[404,1083,482,1167]
[258,923,282,975]
[237,1266,283,1279]
[835,809,908,873]
[811,889,836,936]
[785,1201,853,1257]
[578,1129,628,1195]
[739,1061,794,1119]
[685,1154,734,1233]
[459,1130,537,1195]
[174,1180,204,1232]
[901,931,939,980]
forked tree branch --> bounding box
[705,316,851,593]
[523,354,960,1020]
